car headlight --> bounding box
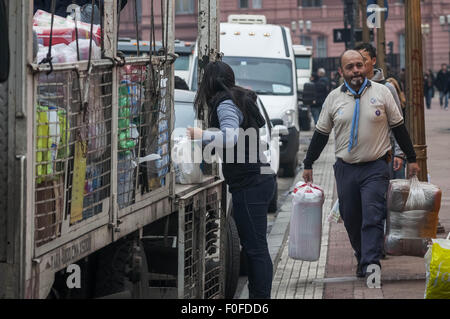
[282,109,295,128]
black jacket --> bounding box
[435,70,449,92]
[33,0,128,17]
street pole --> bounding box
[361,0,370,43]
[376,0,386,75]
[404,0,427,183]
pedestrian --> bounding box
[355,42,405,180]
[424,69,435,110]
[187,61,276,299]
[399,68,406,91]
[302,50,420,279]
[435,63,449,110]
[310,68,330,125]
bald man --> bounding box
[302,50,419,280]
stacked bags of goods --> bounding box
[385,176,442,257]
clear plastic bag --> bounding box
[405,175,427,211]
[327,199,342,223]
[173,138,204,184]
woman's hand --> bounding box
[187,127,203,140]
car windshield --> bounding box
[295,56,310,70]
[223,56,293,96]
[175,55,190,71]
[174,101,196,137]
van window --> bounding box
[295,56,310,70]
[175,55,190,71]
[223,56,293,95]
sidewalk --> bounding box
[269,98,450,299]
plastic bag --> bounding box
[385,177,441,257]
[37,43,78,64]
[172,138,204,184]
[405,175,427,211]
[289,181,324,261]
[33,10,101,47]
[424,233,450,299]
[68,39,101,61]
[327,199,342,223]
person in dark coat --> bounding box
[435,63,449,110]
[423,69,435,110]
[33,0,128,18]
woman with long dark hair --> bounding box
[187,61,276,299]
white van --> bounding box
[212,15,300,176]
[292,44,313,94]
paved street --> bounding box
[237,97,450,299]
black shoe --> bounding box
[356,263,365,278]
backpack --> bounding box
[386,77,406,110]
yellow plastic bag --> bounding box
[424,233,450,299]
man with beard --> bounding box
[302,50,420,280]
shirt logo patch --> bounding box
[375,109,381,116]
[337,109,344,116]
[370,98,377,104]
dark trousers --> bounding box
[333,158,390,273]
[310,105,322,125]
[231,175,276,299]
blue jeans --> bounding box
[334,158,389,273]
[439,91,448,109]
[231,175,276,299]
[310,106,322,125]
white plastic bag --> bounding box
[173,138,204,184]
[327,199,342,223]
[405,175,427,211]
[289,181,325,261]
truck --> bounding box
[292,44,313,97]
[0,0,239,299]
[190,14,300,177]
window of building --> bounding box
[175,0,195,14]
[298,0,323,7]
[316,36,327,58]
[253,0,262,9]
[239,0,249,9]
[300,35,312,46]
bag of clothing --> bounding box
[385,176,442,257]
[289,181,324,261]
[424,233,450,299]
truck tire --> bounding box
[225,215,240,299]
[268,179,278,213]
[94,239,149,299]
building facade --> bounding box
[119,0,450,72]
